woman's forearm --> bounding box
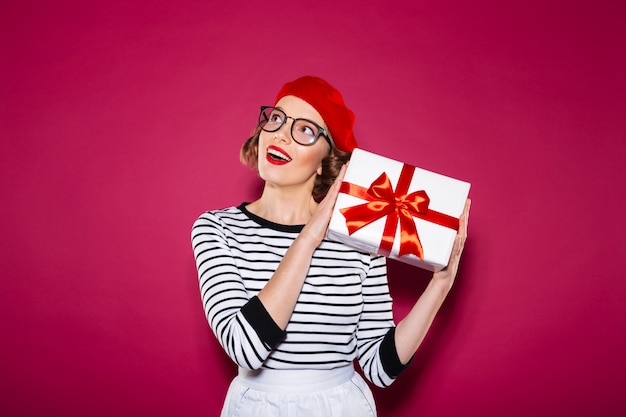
[257,232,318,330]
[395,199,470,364]
[393,278,452,364]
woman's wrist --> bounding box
[293,231,321,254]
[429,274,454,296]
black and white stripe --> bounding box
[191,204,402,387]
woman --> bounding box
[191,76,470,416]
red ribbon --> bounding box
[339,164,460,259]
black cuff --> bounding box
[241,296,286,349]
[380,327,412,378]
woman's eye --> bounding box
[297,124,316,137]
[269,113,283,123]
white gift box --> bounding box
[327,148,470,271]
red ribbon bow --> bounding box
[339,164,459,259]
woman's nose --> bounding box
[273,121,292,143]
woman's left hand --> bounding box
[432,198,471,290]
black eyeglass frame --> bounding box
[258,106,330,146]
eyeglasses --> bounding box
[258,106,329,146]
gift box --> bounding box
[327,148,470,272]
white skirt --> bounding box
[220,364,377,417]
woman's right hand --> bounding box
[299,163,348,247]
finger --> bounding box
[323,164,348,202]
[332,164,348,191]
[440,234,461,274]
[440,200,470,274]
[457,199,471,250]
[338,162,348,179]
[460,198,470,233]
[455,213,469,256]
[316,164,349,217]
[452,233,463,258]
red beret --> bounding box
[274,76,358,153]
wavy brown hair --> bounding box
[240,127,351,201]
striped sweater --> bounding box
[191,203,408,388]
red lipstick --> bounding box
[266,145,292,165]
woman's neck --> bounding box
[246,185,318,225]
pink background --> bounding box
[1,1,625,416]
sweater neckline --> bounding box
[238,203,305,233]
